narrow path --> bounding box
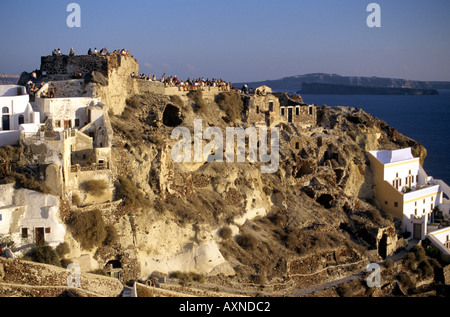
[289,239,419,297]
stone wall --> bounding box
[41,55,108,79]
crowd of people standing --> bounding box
[130,72,231,91]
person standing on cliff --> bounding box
[69,48,75,56]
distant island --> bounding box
[299,82,439,95]
[233,73,450,93]
[0,73,20,85]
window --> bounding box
[415,201,417,206]
[309,106,313,115]
[45,227,51,234]
[2,107,9,114]
[281,108,285,116]
[18,115,24,125]
[414,209,417,216]
[269,101,273,112]
[256,106,259,114]
[0,214,2,221]
[295,107,300,116]
[394,202,398,207]
[416,175,419,182]
[295,142,300,150]
[75,119,80,126]
[55,120,61,128]
[22,228,28,238]
[385,201,388,205]
[431,197,433,202]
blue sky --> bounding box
[0,0,449,82]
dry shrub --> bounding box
[169,95,184,110]
[187,90,208,111]
[279,228,343,256]
[72,193,81,206]
[83,179,108,197]
[55,242,70,257]
[8,172,51,194]
[169,271,205,286]
[115,177,151,209]
[103,224,119,246]
[68,209,107,250]
[24,244,62,267]
[0,145,22,162]
[216,91,244,122]
[236,233,257,250]
[397,272,415,292]
[218,226,233,240]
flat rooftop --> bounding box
[368,148,416,164]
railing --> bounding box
[70,162,109,173]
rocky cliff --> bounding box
[100,89,427,290]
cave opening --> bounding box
[162,104,182,127]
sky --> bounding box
[0,0,449,83]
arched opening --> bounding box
[162,104,182,127]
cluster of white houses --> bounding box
[0,84,113,252]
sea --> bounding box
[282,89,450,185]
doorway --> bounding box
[288,108,293,123]
[413,223,422,240]
[35,227,45,245]
[2,115,10,130]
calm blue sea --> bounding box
[286,90,450,185]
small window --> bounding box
[256,106,259,114]
[295,107,300,116]
[416,175,419,182]
[431,197,434,202]
[18,115,24,125]
[309,106,313,115]
[394,202,398,207]
[75,119,80,126]
[2,107,9,114]
[295,142,300,150]
[55,120,61,128]
[281,108,285,116]
[384,201,388,205]
[415,201,417,206]
[45,227,51,234]
[22,228,28,238]
[269,101,274,112]
[0,214,2,221]
[415,209,417,216]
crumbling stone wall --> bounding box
[40,55,108,80]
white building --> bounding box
[0,85,40,147]
[368,148,450,241]
[0,183,66,250]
